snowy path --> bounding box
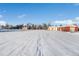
[0,30,79,56]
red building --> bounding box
[57,24,78,32]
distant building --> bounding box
[57,24,78,32]
[48,26,57,31]
[22,26,27,31]
[48,24,78,32]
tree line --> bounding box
[0,23,51,30]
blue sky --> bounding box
[0,3,79,25]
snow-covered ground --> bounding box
[0,30,79,56]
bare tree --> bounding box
[42,23,48,30]
[27,23,32,29]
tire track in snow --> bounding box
[8,31,39,56]
[44,31,79,56]
[0,40,9,46]
[7,36,35,56]
[36,31,43,56]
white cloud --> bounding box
[75,17,79,19]
[75,17,79,20]
[18,14,26,18]
[54,19,74,24]
[73,3,79,6]
[71,17,79,23]
[0,9,7,13]
[54,17,79,25]
[0,15,3,18]
[3,10,7,13]
[0,21,6,26]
